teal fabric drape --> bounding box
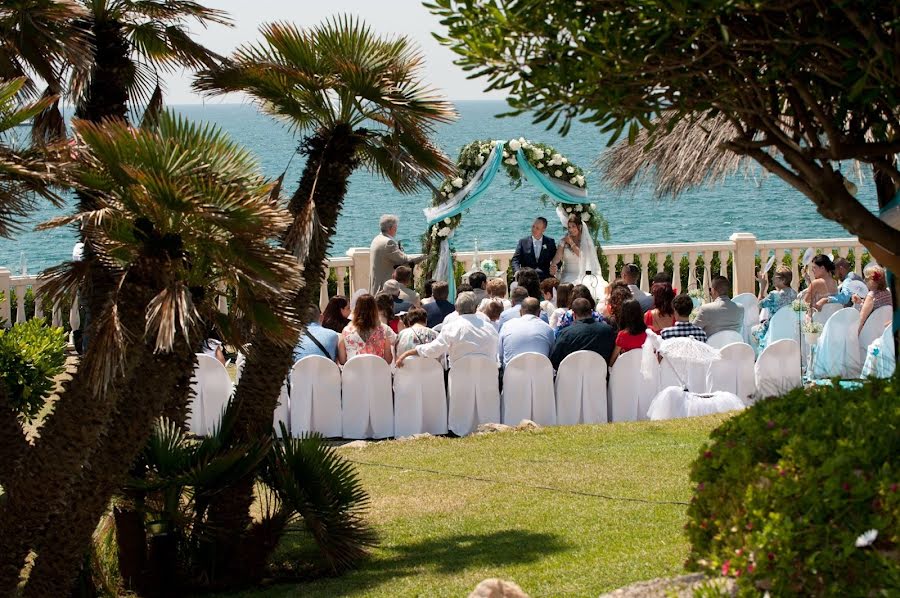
[515,148,590,204]
[425,144,504,225]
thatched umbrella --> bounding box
[597,113,762,198]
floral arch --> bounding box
[421,137,606,298]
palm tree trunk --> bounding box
[204,125,362,582]
[21,337,196,597]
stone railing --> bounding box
[0,232,873,326]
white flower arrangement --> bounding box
[451,177,464,188]
[791,299,809,312]
[444,217,452,224]
[802,320,823,334]
[566,166,575,174]
[574,204,583,212]
[505,158,517,165]
[582,213,591,222]
[437,226,451,238]
[508,139,521,151]
[554,169,563,177]
[480,259,498,277]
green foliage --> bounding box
[0,319,66,421]
[686,378,900,595]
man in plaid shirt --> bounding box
[660,294,708,342]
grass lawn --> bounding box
[225,414,731,597]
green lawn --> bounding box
[225,414,730,597]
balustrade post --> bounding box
[15,284,25,323]
[729,232,758,295]
[639,254,650,292]
[0,268,10,325]
[346,248,371,293]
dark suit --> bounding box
[423,300,456,328]
[549,317,616,369]
[511,236,557,280]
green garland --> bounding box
[420,138,608,286]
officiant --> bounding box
[369,214,425,293]
[511,217,557,281]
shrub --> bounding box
[0,319,67,421]
[685,378,900,595]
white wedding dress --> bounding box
[558,246,583,284]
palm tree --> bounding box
[0,76,70,490]
[0,0,92,141]
[193,17,456,560]
[0,112,304,596]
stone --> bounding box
[340,440,370,449]
[468,578,530,598]
[515,419,541,431]
[597,574,736,597]
[475,423,512,434]
[396,433,433,442]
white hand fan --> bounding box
[802,248,815,266]
[763,255,776,273]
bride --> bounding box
[552,211,607,298]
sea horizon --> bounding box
[0,100,878,274]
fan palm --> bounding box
[0,112,304,596]
[193,18,455,560]
[0,0,92,141]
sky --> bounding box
[164,0,505,104]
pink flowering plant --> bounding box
[686,377,899,595]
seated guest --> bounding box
[395,307,438,356]
[804,254,839,310]
[816,256,868,309]
[609,299,647,367]
[752,266,797,345]
[456,283,473,294]
[554,284,606,337]
[539,277,559,320]
[549,298,616,369]
[693,276,743,337]
[421,279,436,305]
[382,279,412,315]
[498,297,555,368]
[293,305,339,362]
[482,300,504,331]
[478,277,512,312]
[857,265,892,334]
[396,291,499,368]
[468,271,488,305]
[517,267,543,299]
[375,292,401,333]
[392,265,421,307]
[548,282,573,329]
[644,281,676,333]
[498,286,549,329]
[338,293,395,364]
[321,295,351,334]
[661,294,708,342]
[423,281,456,328]
[622,263,653,312]
[605,279,633,329]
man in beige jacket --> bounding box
[369,214,424,293]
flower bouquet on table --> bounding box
[480,259,498,278]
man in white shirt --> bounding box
[498,297,555,368]
[396,292,499,368]
[622,263,653,312]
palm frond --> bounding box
[263,427,376,572]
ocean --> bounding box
[0,101,878,274]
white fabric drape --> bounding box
[433,230,454,284]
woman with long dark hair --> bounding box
[609,299,647,366]
[644,281,676,333]
[337,294,394,364]
[321,295,351,333]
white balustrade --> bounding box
[0,234,878,338]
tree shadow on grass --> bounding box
[247,529,568,597]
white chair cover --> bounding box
[766,306,802,344]
[274,380,290,437]
[647,386,745,420]
[707,330,744,350]
[812,302,842,326]
[447,354,500,436]
[502,352,556,426]
[811,307,861,379]
[858,306,892,364]
[609,349,658,422]
[554,350,608,425]
[341,355,394,439]
[861,324,896,378]
[658,349,711,394]
[290,355,342,438]
[732,293,758,343]
[754,339,802,398]
[235,351,246,384]
[706,342,757,402]
[393,356,448,437]
[188,354,233,436]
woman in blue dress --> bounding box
[752,265,798,349]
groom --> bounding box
[512,217,557,280]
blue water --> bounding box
[0,101,878,273]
